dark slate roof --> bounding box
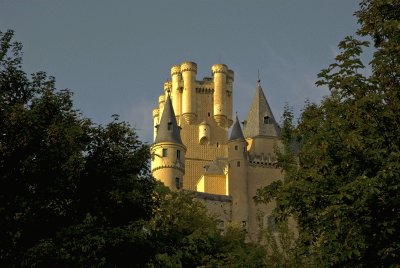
[229,114,245,141]
[154,94,183,144]
[243,82,280,138]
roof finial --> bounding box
[257,69,261,84]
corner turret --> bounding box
[228,115,249,226]
[151,94,186,190]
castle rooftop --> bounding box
[243,82,280,138]
[154,94,183,144]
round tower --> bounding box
[181,61,197,124]
[171,65,182,124]
[158,94,165,117]
[151,94,186,190]
[226,69,234,127]
[228,115,249,225]
[152,108,159,142]
[212,64,228,127]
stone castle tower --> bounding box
[151,61,283,238]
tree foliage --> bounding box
[256,0,400,266]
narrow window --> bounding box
[208,112,211,117]
[216,142,219,148]
[263,116,270,124]
[175,177,181,189]
[162,148,168,157]
[237,161,240,167]
[243,146,246,152]
[234,145,238,151]
[177,149,181,160]
[167,122,172,131]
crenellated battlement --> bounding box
[180,61,197,73]
[163,81,172,92]
[171,65,181,76]
[211,64,228,74]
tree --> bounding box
[255,0,400,266]
[0,29,157,267]
[146,188,268,268]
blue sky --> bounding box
[0,0,361,142]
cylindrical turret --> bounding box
[226,69,234,127]
[158,94,165,117]
[171,65,182,124]
[152,108,159,142]
[212,64,228,127]
[151,143,186,190]
[181,61,197,124]
[228,138,249,226]
[163,81,172,93]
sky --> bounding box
[0,0,361,142]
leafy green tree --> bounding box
[255,0,400,266]
[147,188,267,268]
[0,29,156,267]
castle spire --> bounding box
[229,113,245,141]
[154,94,183,144]
[243,82,280,138]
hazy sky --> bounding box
[1,0,360,142]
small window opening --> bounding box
[216,142,219,148]
[177,150,181,160]
[237,161,240,167]
[167,122,172,131]
[263,116,270,124]
[208,112,211,117]
[162,148,168,157]
[234,145,238,151]
[175,177,181,189]
[243,146,246,152]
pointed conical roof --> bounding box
[229,114,245,141]
[243,82,280,138]
[154,94,183,144]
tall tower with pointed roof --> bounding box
[151,94,186,190]
[228,115,249,225]
[151,62,285,239]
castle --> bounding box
[150,61,283,238]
